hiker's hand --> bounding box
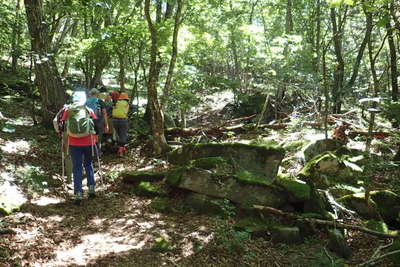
[57,132,62,137]
[105,125,109,133]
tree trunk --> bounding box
[11,0,21,73]
[386,3,399,102]
[161,0,183,111]
[144,0,170,155]
[285,0,293,34]
[118,52,127,91]
[330,7,345,113]
[24,0,65,126]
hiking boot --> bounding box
[74,192,83,205]
[88,185,96,199]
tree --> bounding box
[24,0,66,126]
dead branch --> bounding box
[253,205,398,239]
[222,114,257,126]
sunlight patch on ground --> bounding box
[0,139,31,154]
[0,172,27,212]
[31,196,62,206]
[7,117,34,126]
[192,90,234,113]
[51,232,138,266]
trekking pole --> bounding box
[94,143,104,185]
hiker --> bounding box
[112,92,130,156]
[60,91,99,204]
[86,88,109,148]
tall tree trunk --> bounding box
[285,0,293,34]
[144,0,170,155]
[11,0,21,73]
[118,52,127,91]
[161,0,183,111]
[330,7,345,113]
[386,3,399,102]
[315,0,321,76]
[24,0,65,126]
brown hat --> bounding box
[118,93,129,100]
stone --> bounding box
[339,193,380,219]
[133,181,168,197]
[150,197,171,213]
[170,167,287,208]
[167,143,285,181]
[302,139,343,162]
[271,226,303,244]
[121,170,166,184]
[275,174,311,202]
[327,229,352,259]
[234,217,271,238]
[370,190,400,224]
[184,192,228,215]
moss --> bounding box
[151,234,174,252]
[150,197,171,213]
[339,193,380,219]
[133,181,167,197]
[283,140,309,152]
[233,170,271,186]
[363,220,388,234]
[370,190,400,223]
[121,170,166,184]
[234,217,272,233]
[165,166,188,186]
[191,157,230,170]
[275,174,311,201]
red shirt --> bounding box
[61,109,97,146]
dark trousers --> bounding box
[112,118,128,146]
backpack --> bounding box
[86,97,102,118]
[66,104,96,138]
[112,100,129,119]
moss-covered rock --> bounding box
[385,238,400,265]
[370,190,400,224]
[303,189,333,219]
[363,220,388,234]
[327,229,352,259]
[339,193,380,219]
[121,170,166,184]
[302,139,343,162]
[298,151,362,189]
[167,142,285,181]
[191,157,232,173]
[0,189,26,215]
[150,197,171,213]
[172,167,287,208]
[132,181,168,197]
[165,166,188,186]
[275,174,311,202]
[271,226,303,244]
[234,217,271,238]
[184,193,228,215]
[283,139,309,153]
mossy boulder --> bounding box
[302,139,343,162]
[234,217,271,238]
[327,229,352,259]
[271,226,303,244]
[298,152,363,189]
[121,170,166,184]
[150,197,171,213]
[184,192,228,215]
[303,189,333,219]
[191,157,233,173]
[167,143,285,181]
[132,181,168,197]
[170,166,287,208]
[274,174,311,202]
[339,193,380,219]
[283,139,309,153]
[370,190,400,224]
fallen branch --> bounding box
[359,249,400,266]
[253,205,399,239]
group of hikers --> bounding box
[53,86,130,204]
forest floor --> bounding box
[0,95,399,266]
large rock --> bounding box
[166,167,287,208]
[168,143,285,181]
[298,151,363,189]
[302,139,343,162]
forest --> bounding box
[0,0,400,266]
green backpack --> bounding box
[66,104,96,138]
